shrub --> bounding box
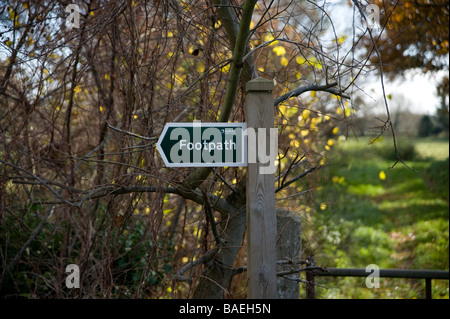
[423,158,450,202]
[377,141,417,162]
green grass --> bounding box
[307,137,449,299]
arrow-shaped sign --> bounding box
[156,122,247,167]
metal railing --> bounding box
[306,268,449,299]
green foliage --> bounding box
[0,204,63,299]
[308,137,449,299]
[418,115,435,137]
[373,139,418,162]
[423,158,450,202]
[112,221,175,297]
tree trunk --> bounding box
[193,204,246,298]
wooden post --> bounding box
[306,272,315,299]
[276,209,302,299]
[245,77,278,299]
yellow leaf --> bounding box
[104,74,110,80]
[311,59,323,69]
[280,57,289,67]
[73,85,81,94]
[272,46,286,56]
[264,33,277,46]
[302,109,310,120]
[90,11,95,16]
[320,203,327,211]
[295,56,306,64]
[327,139,334,146]
[370,136,384,144]
[300,129,309,137]
[196,62,205,73]
[286,107,297,117]
[332,127,339,134]
[220,64,230,73]
[290,140,300,148]
[310,91,316,98]
[379,171,386,181]
[337,35,347,44]
[345,107,352,117]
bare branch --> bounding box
[274,82,350,106]
[174,246,221,283]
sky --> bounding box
[363,70,446,115]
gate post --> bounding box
[276,209,302,298]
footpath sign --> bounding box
[156,78,278,299]
[156,122,247,167]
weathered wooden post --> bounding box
[276,208,302,299]
[245,77,278,299]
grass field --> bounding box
[307,136,449,299]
